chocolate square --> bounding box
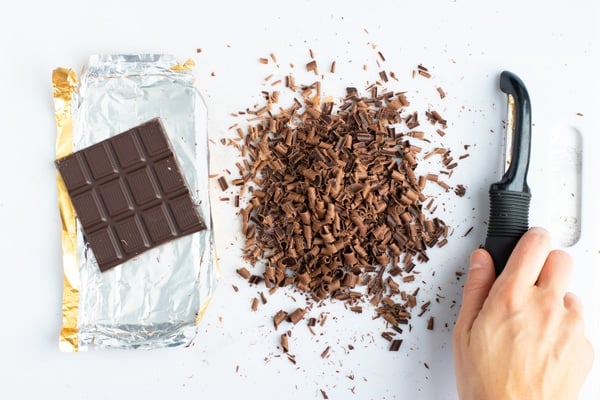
[56,118,206,272]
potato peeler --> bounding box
[484,71,532,276]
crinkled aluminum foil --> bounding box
[57,54,217,350]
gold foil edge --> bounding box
[194,245,220,325]
[53,68,80,352]
[170,58,196,71]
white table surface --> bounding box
[0,1,598,399]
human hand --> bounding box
[453,227,594,400]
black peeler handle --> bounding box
[484,71,532,276]
[485,189,531,276]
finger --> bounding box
[537,249,572,293]
[495,227,551,289]
[564,292,584,314]
[455,248,496,333]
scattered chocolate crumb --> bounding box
[462,226,473,237]
[321,345,331,359]
[232,284,239,292]
[436,87,446,99]
[217,176,229,191]
[260,291,268,304]
[196,48,202,53]
[389,339,403,351]
[281,333,289,352]
[427,316,434,330]
[251,297,259,311]
[320,389,329,399]
[236,267,251,280]
[454,184,466,197]
[424,362,430,369]
[270,53,277,63]
[417,64,431,78]
[306,60,318,75]
[330,61,336,73]
[259,57,269,64]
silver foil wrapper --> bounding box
[71,54,217,350]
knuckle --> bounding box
[493,284,521,312]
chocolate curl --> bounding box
[332,213,341,235]
[307,186,317,209]
[324,202,336,223]
[264,265,276,287]
[329,256,343,270]
[302,167,319,181]
[303,224,313,248]
[375,252,390,267]
[273,310,287,329]
[342,272,359,288]
[313,285,327,301]
[389,243,402,256]
[326,279,341,293]
[332,268,345,280]
[293,235,305,252]
[321,243,337,256]
[297,271,311,286]
[343,246,358,266]
[315,200,326,219]
[330,169,344,197]
[353,242,369,259]
[424,220,435,233]
[288,308,306,324]
[405,188,419,203]
[320,229,335,244]
[400,211,412,223]
[299,207,312,225]
[350,213,368,236]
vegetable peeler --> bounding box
[484,71,532,276]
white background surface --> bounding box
[0,1,598,399]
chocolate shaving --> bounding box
[273,310,287,329]
[436,87,446,99]
[417,64,431,78]
[288,308,306,324]
[281,333,289,352]
[454,184,466,197]
[389,339,403,351]
[236,267,251,280]
[463,226,474,237]
[217,176,229,191]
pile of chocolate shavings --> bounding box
[228,58,465,354]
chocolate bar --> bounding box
[55,118,206,272]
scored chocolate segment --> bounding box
[55,118,206,272]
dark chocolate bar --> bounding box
[55,118,206,272]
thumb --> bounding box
[455,248,496,334]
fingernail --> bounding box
[470,249,489,270]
